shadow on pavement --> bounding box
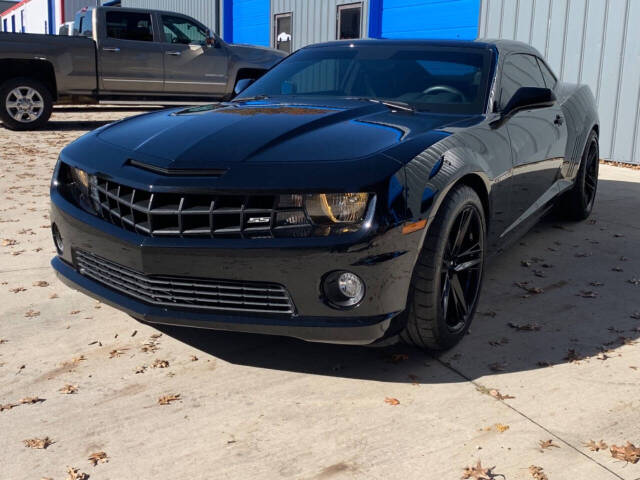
[156,178,640,384]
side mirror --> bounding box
[234,78,254,96]
[502,87,556,117]
[206,29,220,48]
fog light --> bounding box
[323,271,365,308]
[52,224,63,254]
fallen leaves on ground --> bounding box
[508,322,541,331]
[514,282,544,294]
[23,437,53,449]
[529,465,548,480]
[109,348,128,358]
[488,362,507,372]
[190,355,198,361]
[539,439,559,450]
[610,442,640,464]
[585,440,608,452]
[493,423,509,433]
[488,338,509,347]
[158,394,181,405]
[1,396,45,412]
[10,287,26,293]
[384,397,400,406]
[578,290,598,298]
[461,460,497,479]
[564,349,583,363]
[65,466,89,480]
[135,365,147,374]
[88,451,108,466]
[389,353,409,363]
[489,389,515,400]
[2,238,17,246]
[631,312,640,320]
[32,281,49,287]
[152,359,169,368]
[24,309,40,318]
[59,384,78,394]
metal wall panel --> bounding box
[480,0,640,164]
[122,0,220,33]
[272,0,370,52]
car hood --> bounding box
[96,99,476,171]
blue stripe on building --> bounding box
[230,0,269,46]
[47,0,56,34]
[380,0,480,39]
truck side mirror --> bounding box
[206,30,220,48]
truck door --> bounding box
[98,10,164,94]
[159,14,229,97]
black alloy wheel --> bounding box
[558,130,599,220]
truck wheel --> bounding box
[400,185,486,350]
[557,130,599,221]
[0,78,53,131]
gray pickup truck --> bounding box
[0,6,286,130]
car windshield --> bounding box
[236,44,494,114]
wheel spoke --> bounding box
[450,274,468,316]
[441,273,451,319]
[452,208,472,254]
[454,258,482,273]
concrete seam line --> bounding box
[434,357,626,480]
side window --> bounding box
[106,11,153,42]
[499,54,546,110]
[162,15,207,45]
[537,58,557,89]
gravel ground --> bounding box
[1,107,639,480]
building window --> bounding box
[11,14,15,32]
[20,10,24,33]
[337,3,362,40]
[274,13,292,53]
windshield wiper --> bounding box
[371,99,416,113]
[232,94,270,102]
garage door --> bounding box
[233,0,270,46]
[382,0,480,40]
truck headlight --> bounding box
[304,193,369,225]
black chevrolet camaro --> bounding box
[50,39,599,350]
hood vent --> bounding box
[127,159,228,177]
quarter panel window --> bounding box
[162,15,207,45]
[500,54,546,110]
[106,11,153,42]
[537,58,557,89]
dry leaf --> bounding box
[514,282,544,294]
[158,393,181,405]
[461,460,496,479]
[24,437,53,449]
[65,466,89,480]
[384,397,400,406]
[529,465,548,480]
[488,389,515,400]
[33,281,49,287]
[480,310,497,317]
[495,423,509,433]
[2,238,17,246]
[49,293,59,299]
[610,442,640,464]
[88,450,108,466]
[152,359,169,368]
[488,362,506,372]
[109,348,128,358]
[508,322,541,331]
[578,290,598,298]
[135,365,147,374]
[59,384,78,394]
[24,309,40,318]
[564,349,583,363]
[631,312,640,320]
[584,440,607,452]
[10,287,26,293]
[612,266,624,272]
[539,439,559,450]
[390,353,409,363]
[20,396,45,405]
[190,355,198,361]
[69,310,81,315]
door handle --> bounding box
[554,114,564,126]
[103,47,120,52]
[166,51,182,56]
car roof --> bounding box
[305,38,542,57]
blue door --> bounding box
[230,0,269,46]
[381,0,480,40]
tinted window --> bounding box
[537,58,557,89]
[162,15,207,44]
[106,11,153,42]
[500,54,546,109]
[238,46,493,114]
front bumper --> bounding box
[50,191,422,344]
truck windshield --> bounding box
[236,45,494,114]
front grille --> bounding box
[76,250,295,315]
[90,176,310,239]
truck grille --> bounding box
[90,177,309,239]
[75,250,295,315]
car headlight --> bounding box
[304,193,369,225]
[66,166,100,213]
[70,166,90,193]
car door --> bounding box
[159,14,229,97]
[98,10,164,94]
[499,53,567,229]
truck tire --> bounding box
[400,185,486,350]
[0,77,53,131]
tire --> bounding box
[557,130,599,221]
[400,185,486,351]
[0,77,53,131]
